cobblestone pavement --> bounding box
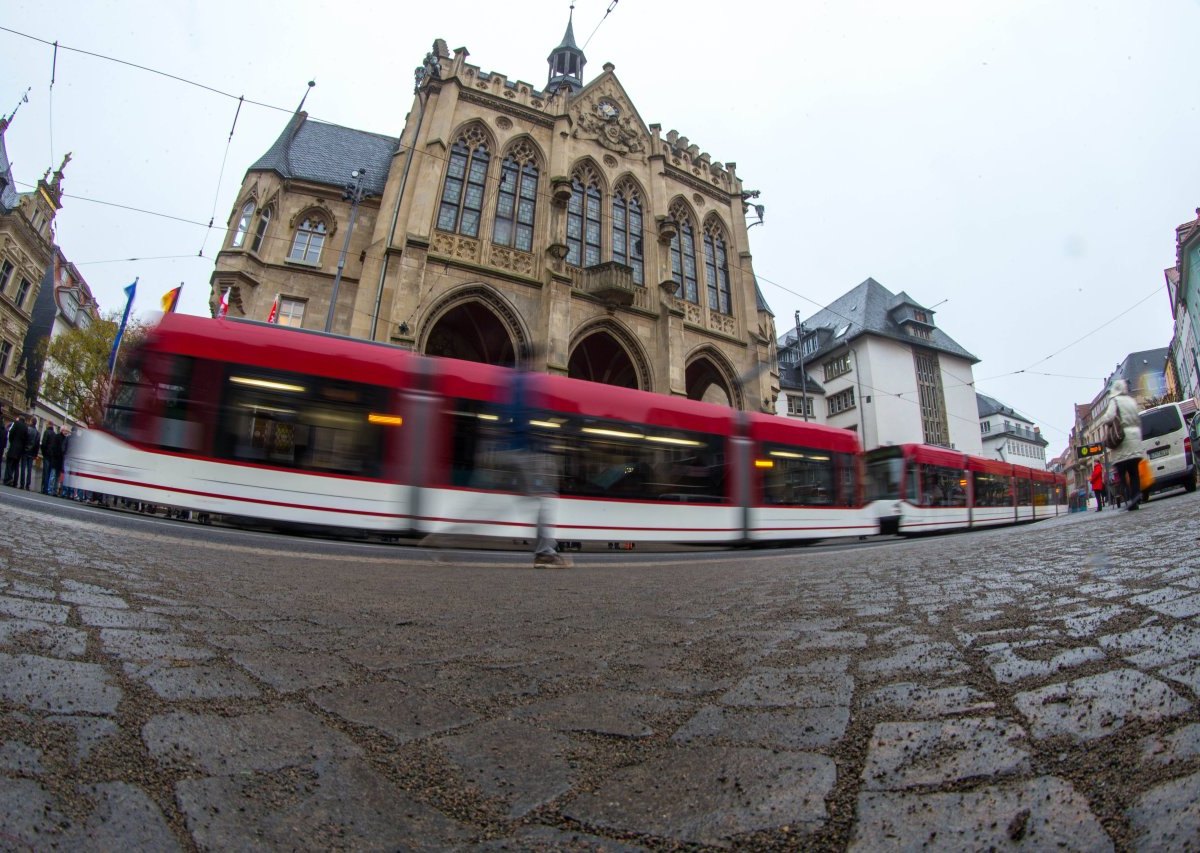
[0,491,1198,851]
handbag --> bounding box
[1102,417,1124,450]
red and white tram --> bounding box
[72,315,876,546]
[864,443,1065,536]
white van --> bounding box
[1139,402,1196,500]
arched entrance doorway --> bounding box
[686,355,735,408]
[423,302,516,366]
[568,330,640,389]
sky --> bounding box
[2,0,1198,455]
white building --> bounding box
[777,277,983,455]
[977,393,1048,470]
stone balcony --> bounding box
[574,261,644,309]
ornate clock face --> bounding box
[596,100,620,120]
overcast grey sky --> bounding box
[3,0,1197,454]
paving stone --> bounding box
[0,778,179,850]
[0,652,121,714]
[511,690,683,738]
[1060,605,1127,637]
[671,703,849,750]
[860,682,994,718]
[565,746,835,846]
[1159,659,1200,695]
[8,582,54,600]
[142,706,360,774]
[46,715,120,763]
[1126,771,1200,850]
[176,757,469,851]
[310,681,478,743]
[439,718,576,818]
[721,669,853,708]
[0,596,69,624]
[862,717,1030,790]
[0,618,88,657]
[61,590,128,609]
[1013,669,1191,741]
[850,776,1111,850]
[99,628,213,662]
[77,606,168,629]
[778,630,868,651]
[1149,592,1200,618]
[230,650,352,691]
[0,739,43,774]
[858,642,968,676]
[467,824,649,851]
[982,640,1107,684]
[124,660,263,700]
[1098,624,1200,668]
[1140,723,1200,767]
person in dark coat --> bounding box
[3,415,26,487]
[19,415,38,490]
[39,421,56,493]
[46,425,67,496]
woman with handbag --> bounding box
[1099,380,1145,510]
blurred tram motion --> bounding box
[72,315,1065,548]
[864,443,1065,536]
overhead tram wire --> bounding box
[581,0,620,51]
[199,95,245,259]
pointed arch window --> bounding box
[251,205,273,253]
[703,221,733,315]
[669,204,699,303]
[231,200,255,248]
[612,183,644,285]
[289,217,326,264]
[437,129,490,239]
[566,165,602,268]
[493,143,539,252]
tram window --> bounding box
[918,464,966,508]
[905,461,920,503]
[1015,477,1032,505]
[865,453,903,501]
[215,368,387,477]
[1032,481,1051,506]
[761,444,854,507]
[103,354,145,440]
[149,355,202,451]
[445,399,726,502]
[973,472,1013,507]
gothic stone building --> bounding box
[210,21,778,411]
[0,114,64,417]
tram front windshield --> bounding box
[865,449,904,501]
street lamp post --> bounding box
[325,167,368,333]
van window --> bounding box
[1140,406,1182,441]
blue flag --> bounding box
[107,278,138,373]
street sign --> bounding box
[1077,443,1104,458]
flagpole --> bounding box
[108,277,138,374]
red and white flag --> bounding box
[266,293,280,324]
[217,288,230,319]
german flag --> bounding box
[160,284,182,313]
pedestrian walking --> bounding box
[19,416,38,490]
[39,421,56,493]
[4,414,27,487]
[1099,379,1145,511]
[1089,460,1106,512]
[497,346,571,569]
[46,425,68,497]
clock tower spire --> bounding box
[547,4,586,94]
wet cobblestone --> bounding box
[0,490,1198,849]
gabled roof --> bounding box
[779,277,978,364]
[779,368,824,395]
[250,112,398,198]
[754,279,773,316]
[976,392,1032,424]
[0,119,20,213]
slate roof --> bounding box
[0,123,20,212]
[250,112,398,198]
[976,392,1032,423]
[777,277,978,365]
[779,367,824,395]
[754,279,773,316]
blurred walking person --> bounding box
[1089,460,1106,512]
[46,424,68,497]
[39,421,56,493]
[19,415,38,489]
[1099,380,1145,511]
[3,413,24,486]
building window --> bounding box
[802,334,819,356]
[703,221,732,314]
[288,218,327,264]
[823,353,851,381]
[437,128,490,238]
[492,143,538,253]
[981,421,991,434]
[277,297,305,328]
[251,206,273,253]
[913,348,950,446]
[828,387,855,415]
[669,203,699,303]
[14,278,32,310]
[0,340,10,375]
[230,200,255,248]
[786,394,813,418]
[566,164,602,267]
[612,182,644,285]
[906,325,932,340]
[0,260,12,293]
